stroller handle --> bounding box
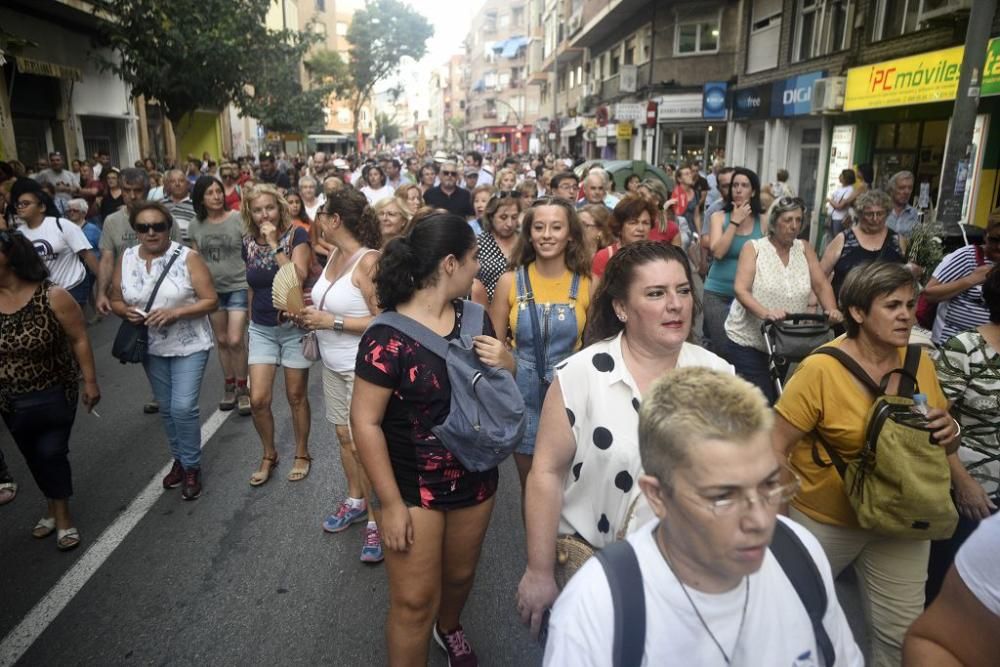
[762,312,830,325]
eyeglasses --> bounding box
[440,170,458,176]
[14,199,36,209]
[134,222,170,234]
[861,209,887,219]
[678,466,801,518]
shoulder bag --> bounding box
[112,247,183,364]
[301,247,368,362]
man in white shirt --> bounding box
[160,169,196,242]
[543,368,863,667]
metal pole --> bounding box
[552,2,559,154]
[936,0,997,234]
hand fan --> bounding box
[271,262,305,313]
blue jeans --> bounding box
[702,291,734,360]
[143,350,210,469]
[726,337,776,405]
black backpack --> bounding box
[595,520,836,667]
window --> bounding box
[638,25,653,64]
[624,36,636,65]
[793,0,852,62]
[747,0,782,73]
[336,21,348,36]
[609,48,619,76]
[873,0,948,40]
[675,9,722,55]
[484,71,497,88]
[315,0,325,10]
[312,22,327,36]
[512,7,525,27]
[499,12,511,28]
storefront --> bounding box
[657,92,724,167]
[831,40,1000,227]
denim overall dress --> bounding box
[513,266,582,455]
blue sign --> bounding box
[771,71,825,117]
[732,85,771,120]
[702,81,728,120]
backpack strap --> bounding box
[371,301,484,361]
[897,344,922,397]
[595,541,645,667]
[771,520,836,667]
[811,347,881,395]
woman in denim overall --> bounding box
[488,197,593,501]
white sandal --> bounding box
[32,516,56,539]
[57,527,81,552]
[0,481,16,505]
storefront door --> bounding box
[872,119,948,204]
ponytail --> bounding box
[324,187,382,249]
[376,213,475,309]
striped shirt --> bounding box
[936,330,1000,495]
[931,245,992,345]
[161,196,197,243]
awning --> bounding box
[500,36,530,59]
[560,120,582,137]
[472,79,486,92]
[15,56,82,82]
[308,133,350,143]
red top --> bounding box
[591,244,618,278]
[647,216,680,244]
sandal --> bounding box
[249,455,279,487]
[32,516,56,539]
[0,481,16,506]
[57,527,81,552]
[288,455,312,482]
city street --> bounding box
[0,316,541,666]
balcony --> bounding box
[483,109,498,119]
[571,0,650,49]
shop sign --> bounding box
[844,46,963,111]
[825,125,856,207]
[983,37,1000,97]
[772,71,824,117]
[616,122,634,139]
[702,82,728,120]
[656,93,704,121]
[732,85,771,120]
[582,117,598,130]
[614,103,645,122]
[646,101,658,126]
[14,56,82,82]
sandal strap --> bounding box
[294,455,312,462]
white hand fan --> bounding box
[271,262,305,314]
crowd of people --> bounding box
[1,145,999,666]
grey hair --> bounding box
[586,168,609,187]
[767,196,805,233]
[119,167,150,191]
[299,175,317,188]
[887,171,914,193]
[66,198,89,213]
[855,189,893,214]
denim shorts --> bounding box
[248,321,313,369]
[217,289,249,311]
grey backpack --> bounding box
[370,301,526,472]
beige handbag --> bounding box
[554,494,641,589]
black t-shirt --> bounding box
[355,300,499,509]
[258,169,291,190]
[423,186,475,218]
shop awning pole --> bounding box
[937,0,996,234]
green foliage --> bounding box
[95,0,329,135]
[346,0,433,135]
[375,112,400,144]
[305,50,352,100]
[907,219,945,284]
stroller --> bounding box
[761,313,836,396]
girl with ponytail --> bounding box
[351,213,514,665]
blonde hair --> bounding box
[639,368,772,488]
[496,167,518,189]
[373,195,413,221]
[240,183,292,237]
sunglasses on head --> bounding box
[776,196,806,208]
[135,221,170,234]
[531,195,573,207]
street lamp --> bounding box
[490,98,523,153]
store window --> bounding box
[871,119,948,201]
[659,125,726,167]
[675,8,722,56]
[792,0,852,62]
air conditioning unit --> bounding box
[568,11,583,35]
[919,0,972,23]
[811,76,846,114]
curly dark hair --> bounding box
[0,228,48,282]
[375,213,475,309]
[191,175,225,221]
[584,241,699,346]
[323,187,381,250]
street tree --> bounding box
[345,0,433,143]
[374,112,400,145]
[95,0,323,157]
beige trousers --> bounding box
[790,508,930,667]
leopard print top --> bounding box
[0,281,79,413]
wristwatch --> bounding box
[333,317,345,332]
[273,246,285,255]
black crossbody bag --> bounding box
[112,247,182,364]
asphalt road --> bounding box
[0,316,542,666]
[1,316,868,666]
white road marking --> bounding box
[0,408,232,667]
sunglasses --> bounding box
[134,222,170,234]
[776,196,806,208]
[440,170,458,176]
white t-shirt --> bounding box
[18,216,92,289]
[955,511,1000,616]
[304,194,326,222]
[556,333,734,548]
[360,184,394,205]
[545,518,864,667]
[828,185,854,222]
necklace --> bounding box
[657,526,749,665]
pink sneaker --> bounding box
[433,623,478,667]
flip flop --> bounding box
[288,455,312,482]
[0,481,16,506]
[57,527,80,552]
[32,516,56,539]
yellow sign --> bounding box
[616,122,633,139]
[844,46,964,111]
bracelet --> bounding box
[952,418,962,440]
[333,317,345,333]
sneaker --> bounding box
[143,399,159,414]
[322,501,367,533]
[219,385,237,411]
[236,388,251,417]
[360,524,384,563]
[181,468,202,501]
[433,623,477,667]
[162,460,184,489]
